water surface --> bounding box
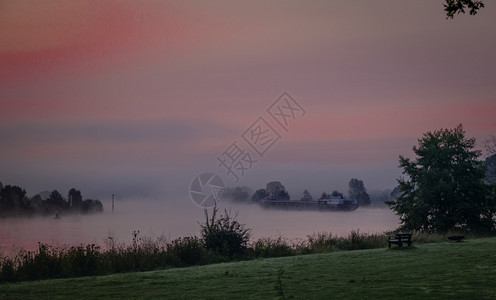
[0,200,399,253]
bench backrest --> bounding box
[395,233,412,240]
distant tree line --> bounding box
[0,183,103,217]
[225,178,372,207]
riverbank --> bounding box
[1,237,495,299]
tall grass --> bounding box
[1,220,493,283]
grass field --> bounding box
[1,237,495,299]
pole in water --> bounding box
[112,194,114,213]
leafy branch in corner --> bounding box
[444,0,485,19]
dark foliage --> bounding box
[68,188,83,210]
[0,183,103,217]
[277,190,290,201]
[251,189,267,202]
[387,124,495,233]
[0,185,31,216]
[200,207,251,257]
[348,178,371,206]
[3,227,493,283]
[301,189,313,201]
[444,0,485,19]
[0,229,391,283]
[320,192,330,199]
[81,199,103,213]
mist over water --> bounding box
[0,198,399,254]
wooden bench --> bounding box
[448,235,465,242]
[388,233,412,249]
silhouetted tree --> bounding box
[68,188,83,210]
[444,0,485,19]
[331,190,343,198]
[0,184,102,217]
[387,124,495,232]
[266,181,285,198]
[30,194,44,211]
[81,199,103,213]
[46,190,67,212]
[301,189,313,201]
[251,189,267,202]
[264,181,291,200]
[277,190,290,201]
[0,185,30,215]
[320,192,330,200]
[348,178,371,206]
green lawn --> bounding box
[1,237,495,299]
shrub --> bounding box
[200,207,251,257]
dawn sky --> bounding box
[1,1,495,200]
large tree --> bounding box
[348,178,371,206]
[387,124,494,232]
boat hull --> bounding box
[260,199,359,211]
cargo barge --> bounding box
[260,196,359,211]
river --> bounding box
[0,200,400,254]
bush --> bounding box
[200,207,251,257]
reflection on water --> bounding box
[0,200,399,253]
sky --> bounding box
[1,1,495,201]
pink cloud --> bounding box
[290,98,496,142]
[0,1,236,86]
